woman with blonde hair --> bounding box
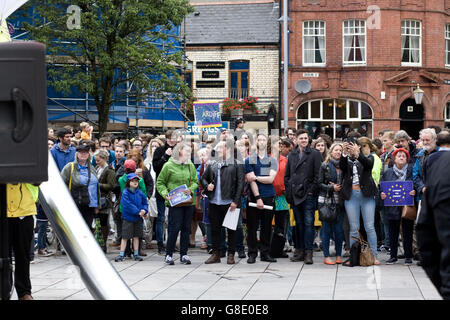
[318,143,345,264]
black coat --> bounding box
[152,142,173,200]
[340,153,377,200]
[284,145,322,206]
[416,151,450,300]
[201,161,244,206]
[380,163,414,221]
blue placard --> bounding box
[167,184,192,207]
[186,121,229,135]
[380,181,414,206]
[193,101,221,128]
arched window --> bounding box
[296,99,373,139]
[445,102,450,129]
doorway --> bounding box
[400,98,424,141]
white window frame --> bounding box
[296,99,374,139]
[446,24,450,68]
[401,20,422,67]
[342,19,367,66]
[302,20,326,67]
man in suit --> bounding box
[284,129,322,264]
[416,149,450,300]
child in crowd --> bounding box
[115,173,148,262]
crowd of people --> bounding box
[39,118,450,299]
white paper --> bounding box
[248,202,273,210]
[222,208,240,231]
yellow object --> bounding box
[314,210,322,227]
[289,207,295,227]
[7,183,38,218]
[0,19,11,43]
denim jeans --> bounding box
[344,190,377,258]
[293,194,316,251]
[36,220,48,250]
[155,197,166,246]
[166,205,194,257]
[321,208,345,257]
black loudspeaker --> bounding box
[0,41,47,184]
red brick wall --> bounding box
[284,0,450,133]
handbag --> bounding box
[69,162,91,207]
[318,193,338,223]
[93,218,104,247]
[351,230,375,266]
[194,192,203,221]
[402,205,417,221]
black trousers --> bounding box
[389,218,414,259]
[209,203,236,254]
[246,197,274,257]
[8,215,34,298]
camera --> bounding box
[344,137,358,145]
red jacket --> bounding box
[272,155,287,196]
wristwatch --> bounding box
[255,176,258,182]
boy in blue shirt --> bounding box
[115,173,148,262]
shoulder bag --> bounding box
[69,163,91,207]
[318,192,338,223]
[351,230,375,266]
[401,204,417,221]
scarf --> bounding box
[330,158,340,169]
[393,164,407,181]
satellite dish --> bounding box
[294,80,312,94]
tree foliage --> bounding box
[22,0,194,134]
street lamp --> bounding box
[413,84,424,105]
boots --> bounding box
[101,226,109,253]
[227,253,235,265]
[304,250,313,264]
[205,252,221,264]
[290,249,305,262]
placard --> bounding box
[168,184,192,207]
[380,181,414,206]
[193,101,222,128]
[202,71,219,78]
[196,61,225,69]
[196,80,225,88]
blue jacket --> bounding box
[413,146,439,201]
[121,188,148,222]
[50,143,76,172]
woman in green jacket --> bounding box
[156,142,198,266]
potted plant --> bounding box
[222,96,259,115]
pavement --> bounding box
[11,233,443,300]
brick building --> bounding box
[286,0,450,140]
[184,1,280,129]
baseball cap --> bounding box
[126,173,139,182]
[76,143,90,152]
[124,159,136,171]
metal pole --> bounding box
[282,0,289,130]
[39,155,137,300]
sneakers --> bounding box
[133,255,143,261]
[38,249,54,257]
[115,255,124,262]
[181,255,191,265]
[165,255,174,265]
[404,258,413,265]
[386,257,398,264]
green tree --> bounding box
[22,0,194,134]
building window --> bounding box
[446,25,450,67]
[303,20,326,66]
[343,20,366,65]
[296,99,373,139]
[445,102,450,129]
[401,20,421,66]
[229,60,249,100]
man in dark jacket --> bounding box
[201,140,244,264]
[284,129,322,264]
[416,150,450,300]
[152,130,179,254]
